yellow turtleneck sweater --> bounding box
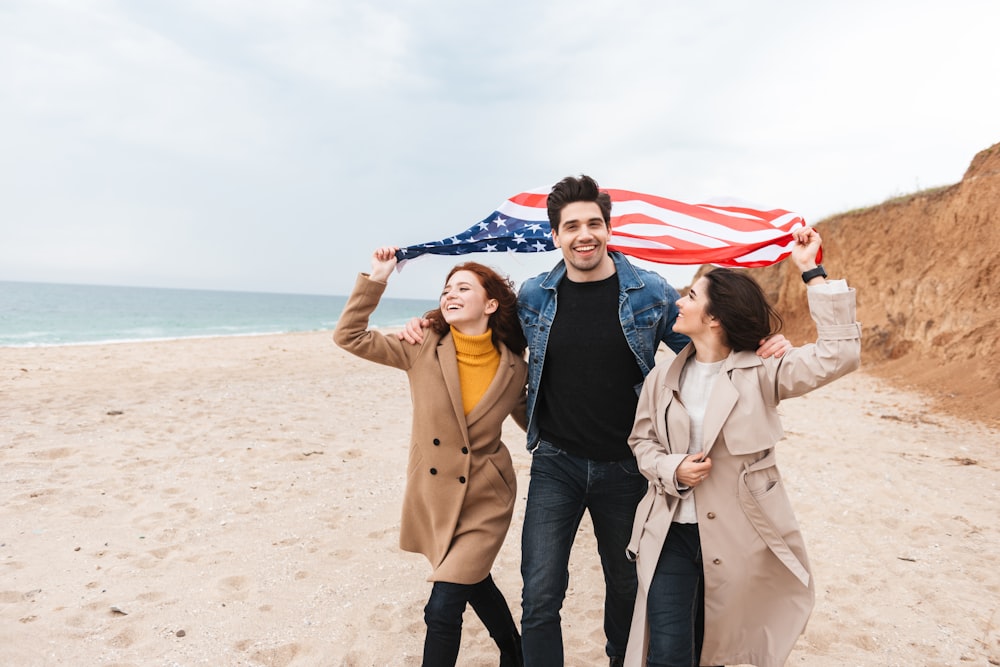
[451,327,500,415]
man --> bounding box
[402,175,788,666]
[515,174,688,666]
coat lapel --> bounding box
[663,346,693,455]
[465,343,515,426]
[437,334,472,446]
[702,351,765,455]
[700,372,738,456]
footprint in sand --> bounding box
[0,590,27,603]
[368,602,409,632]
[167,501,199,518]
[106,626,137,648]
[217,575,250,601]
[72,505,105,518]
[248,643,302,667]
[34,447,75,460]
[366,526,397,540]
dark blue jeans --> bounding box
[520,441,647,666]
[645,522,707,667]
[422,574,520,667]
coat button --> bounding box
[713,558,721,565]
[433,438,441,446]
[458,476,466,484]
[429,468,437,475]
[706,512,716,519]
[461,447,469,454]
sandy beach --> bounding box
[2,331,998,666]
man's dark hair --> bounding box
[703,268,784,352]
[546,174,613,231]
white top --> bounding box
[674,357,724,524]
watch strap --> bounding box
[801,265,827,284]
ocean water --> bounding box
[0,280,439,347]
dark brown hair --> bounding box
[702,268,783,352]
[546,174,613,231]
[423,262,527,355]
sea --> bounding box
[0,280,439,348]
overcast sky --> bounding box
[2,0,998,299]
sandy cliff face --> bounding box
[729,142,1000,428]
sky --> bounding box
[2,0,999,299]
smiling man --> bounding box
[514,174,690,666]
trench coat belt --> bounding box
[625,482,664,562]
[738,450,811,587]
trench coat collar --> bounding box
[664,344,765,454]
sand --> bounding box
[2,331,998,666]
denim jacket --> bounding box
[516,251,689,451]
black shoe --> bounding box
[609,657,624,667]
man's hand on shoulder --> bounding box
[757,334,791,359]
[397,317,430,345]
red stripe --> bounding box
[508,192,549,207]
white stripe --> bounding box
[494,200,549,221]
[614,220,791,245]
[612,224,728,248]
[612,199,803,231]
[732,239,797,263]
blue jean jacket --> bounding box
[516,251,689,452]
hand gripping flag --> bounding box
[395,186,812,268]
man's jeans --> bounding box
[520,441,648,666]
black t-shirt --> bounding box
[537,273,644,461]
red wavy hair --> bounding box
[423,262,526,355]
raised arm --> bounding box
[333,246,422,370]
[770,227,862,400]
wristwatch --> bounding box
[801,265,827,284]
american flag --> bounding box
[395,186,810,268]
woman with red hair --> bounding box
[334,247,527,666]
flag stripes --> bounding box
[395,186,809,269]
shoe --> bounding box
[609,657,624,667]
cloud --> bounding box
[1,0,998,298]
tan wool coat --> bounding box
[624,287,862,667]
[334,274,528,584]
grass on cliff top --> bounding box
[834,184,952,218]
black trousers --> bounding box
[422,573,520,666]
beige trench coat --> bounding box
[624,287,862,667]
[334,274,527,584]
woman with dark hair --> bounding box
[334,246,526,666]
[623,228,862,667]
